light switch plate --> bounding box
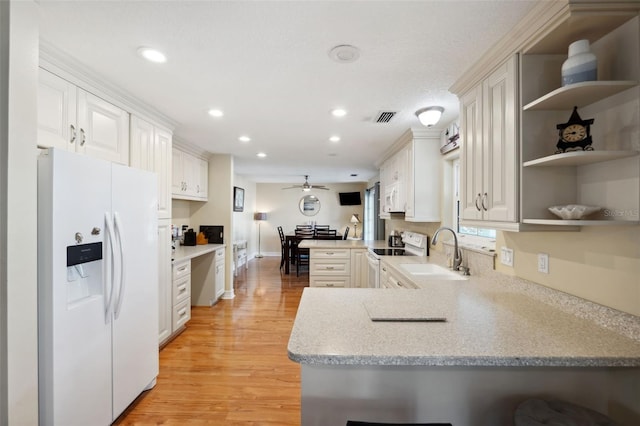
[500,247,514,267]
[538,253,549,274]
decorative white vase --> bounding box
[562,39,597,86]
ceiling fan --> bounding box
[282,175,330,191]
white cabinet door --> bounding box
[77,90,130,165]
[182,153,199,197]
[460,55,517,224]
[197,158,208,200]
[130,116,154,171]
[350,249,368,288]
[155,128,172,219]
[130,117,173,219]
[460,84,484,220]
[214,248,225,300]
[158,220,172,345]
[482,56,517,222]
[37,68,77,150]
[171,148,184,196]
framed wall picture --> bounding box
[233,186,245,212]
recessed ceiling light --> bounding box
[208,109,224,117]
[256,152,267,158]
[331,108,347,117]
[328,45,360,63]
[329,136,341,142]
[137,47,167,63]
[239,136,251,142]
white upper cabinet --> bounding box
[130,116,172,219]
[378,129,442,221]
[171,148,208,201]
[459,55,518,228]
[38,68,130,165]
[405,131,442,222]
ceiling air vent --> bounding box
[373,111,397,123]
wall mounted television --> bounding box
[339,191,362,206]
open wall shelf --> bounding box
[523,81,637,111]
[523,151,639,167]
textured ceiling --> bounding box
[38,0,537,184]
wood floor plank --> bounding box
[115,257,306,425]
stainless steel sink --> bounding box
[400,263,468,280]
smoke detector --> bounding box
[328,45,360,63]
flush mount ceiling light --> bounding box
[256,152,267,158]
[137,47,167,63]
[415,106,444,127]
[329,136,341,142]
[208,109,224,117]
[328,44,360,63]
[331,108,347,117]
[238,136,251,142]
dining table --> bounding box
[283,232,342,275]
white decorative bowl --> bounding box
[548,205,601,220]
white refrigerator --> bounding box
[38,148,159,425]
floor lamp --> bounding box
[254,212,267,258]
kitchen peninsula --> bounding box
[287,253,640,425]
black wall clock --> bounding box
[555,106,595,153]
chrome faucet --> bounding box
[431,227,462,271]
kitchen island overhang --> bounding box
[287,287,640,425]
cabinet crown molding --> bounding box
[375,128,440,167]
[39,40,179,132]
[450,0,640,96]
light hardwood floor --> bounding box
[115,257,306,425]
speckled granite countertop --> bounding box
[287,253,640,367]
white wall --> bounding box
[232,175,257,255]
[256,182,366,255]
[3,1,39,423]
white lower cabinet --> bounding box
[350,249,368,288]
[170,258,191,335]
[214,247,225,300]
[309,248,369,288]
[158,220,172,344]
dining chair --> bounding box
[294,228,314,276]
[343,226,350,240]
[296,224,313,230]
[277,226,286,271]
[315,229,337,239]
[314,225,330,231]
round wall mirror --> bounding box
[299,195,321,216]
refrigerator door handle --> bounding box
[113,212,126,319]
[104,212,117,322]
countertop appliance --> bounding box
[38,148,159,425]
[367,232,429,288]
[200,225,224,244]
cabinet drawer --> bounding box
[387,273,418,289]
[172,260,191,280]
[172,275,191,304]
[310,259,350,275]
[215,247,225,259]
[310,276,349,288]
[172,298,191,331]
[310,249,350,259]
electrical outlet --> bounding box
[537,253,549,274]
[500,247,514,267]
